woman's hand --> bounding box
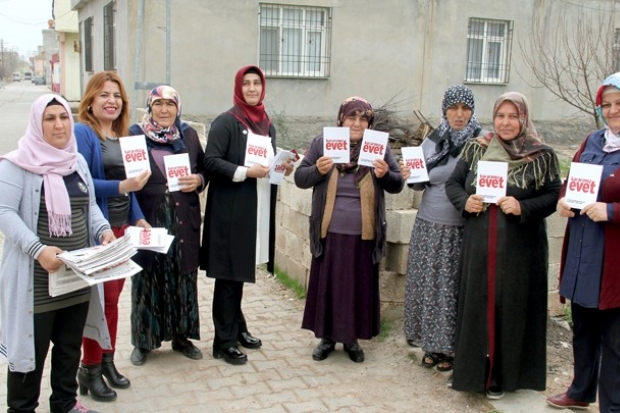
[247,163,270,179]
[283,160,295,177]
[373,159,389,178]
[556,197,575,218]
[120,170,151,194]
[178,174,202,192]
[38,246,64,273]
[134,218,151,229]
[316,156,333,176]
[399,160,411,180]
[100,230,116,245]
[581,202,608,222]
[497,196,522,216]
[465,194,485,214]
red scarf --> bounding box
[228,65,271,136]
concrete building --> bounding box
[54,0,81,101]
[70,0,620,144]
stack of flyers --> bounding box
[49,235,142,297]
[119,135,151,178]
[269,149,300,185]
[125,226,175,253]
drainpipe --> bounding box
[132,0,145,123]
[166,0,171,85]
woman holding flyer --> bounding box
[294,96,403,362]
[546,73,620,412]
[445,92,561,399]
[200,65,292,365]
[400,85,481,372]
[0,93,113,413]
[128,85,207,366]
[75,71,150,401]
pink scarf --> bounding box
[0,94,78,236]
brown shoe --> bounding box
[546,393,589,410]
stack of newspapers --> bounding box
[49,235,142,297]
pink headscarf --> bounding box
[0,94,78,236]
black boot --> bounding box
[78,363,117,402]
[101,352,131,389]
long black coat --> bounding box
[445,140,561,393]
[129,124,207,275]
[200,112,277,282]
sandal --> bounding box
[421,352,441,368]
[437,355,454,372]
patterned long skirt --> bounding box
[403,217,463,354]
[302,233,380,344]
[131,193,200,350]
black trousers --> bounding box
[567,303,620,412]
[7,301,90,413]
[212,279,249,349]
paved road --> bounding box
[0,84,575,413]
[0,81,51,155]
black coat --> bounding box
[129,124,207,274]
[199,112,277,282]
[445,140,561,392]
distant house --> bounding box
[53,0,81,101]
[70,0,620,141]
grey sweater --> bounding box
[0,155,111,373]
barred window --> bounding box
[259,3,332,78]
[614,28,620,72]
[103,1,115,71]
[465,18,513,84]
[83,17,93,73]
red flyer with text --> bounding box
[401,146,429,183]
[564,162,603,209]
[163,153,191,192]
[244,131,273,167]
[476,161,508,203]
[323,127,350,164]
[358,129,388,167]
[119,135,150,178]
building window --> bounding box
[465,18,513,84]
[83,17,93,72]
[103,1,115,71]
[259,3,332,78]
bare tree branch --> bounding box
[519,4,618,128]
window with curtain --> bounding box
[465,18,513,84]
[259,3,332,78]
[83,17,93,73]
[103,1,115,71]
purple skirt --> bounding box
[301,233,380,343]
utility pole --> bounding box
[0,39,5,82]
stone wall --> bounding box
[274,166,568,316]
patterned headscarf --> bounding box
[139,85,182,144]
[336,96,375,128]
[334,96,374,182]
[595,72,620,152]
[0,94,78,236]
[483,91,547,161]
[427,85,480,170]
